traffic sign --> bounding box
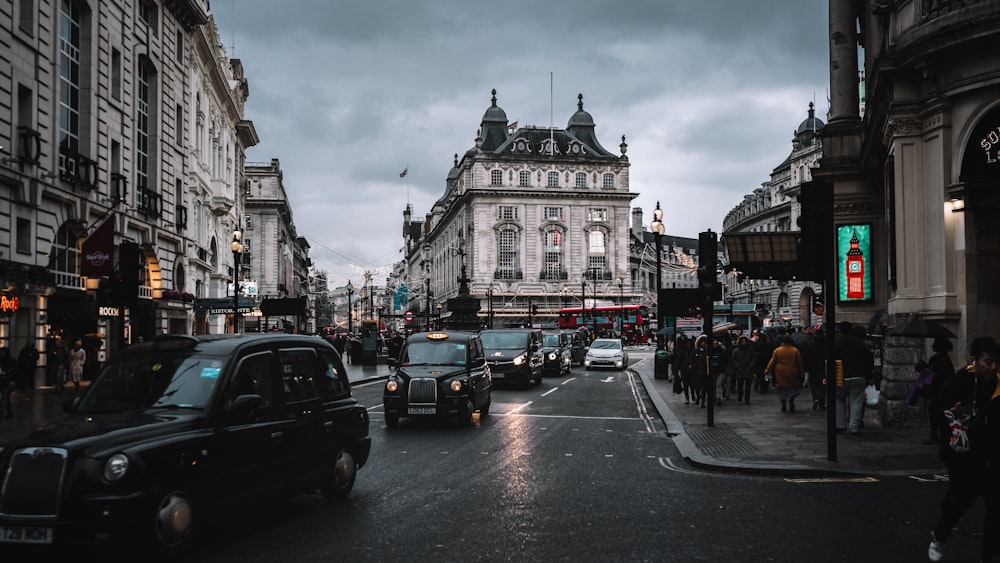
[404,310,414,322]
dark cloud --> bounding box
[210,0,828,285]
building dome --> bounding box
[479,89,509,152]
[794,102,824,146]
[567,93,595,128]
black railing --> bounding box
[136,186,162,218]
[16,126,41,164]
[540,270,568,280]
[494,269,523,280]
[58,146,99,190]
[175,204,187,230]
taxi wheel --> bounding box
[385,411,400,429]
[145,485,197,555]
[320,446,357,501]
[480,393,491,416]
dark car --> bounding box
[562,330,588,366]
[0,334,370,555]
[479,328,544,387]
[383,331,492,428]
[540,331,571,376]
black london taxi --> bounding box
[540,331,572,376]
[383,331,491,428]
[0,334,370,555]
[479,328,544,387]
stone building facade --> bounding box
[821,0,1000,425]
[722,103,826,329]
[396,90,635,329]
[0,1,258,384]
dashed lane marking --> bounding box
[784,476,880,483]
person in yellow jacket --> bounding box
[765,335,805,413]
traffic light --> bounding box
[698,231,721,301]
[531,303,538,316]
[118,241,140,307]
[96,277,114,307]
[796,181,833,281]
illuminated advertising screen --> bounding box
[837,224,872,302]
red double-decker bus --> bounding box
[558,305,649,332]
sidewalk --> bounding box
[630,347,944,477]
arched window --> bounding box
[490,169,502,186]
[575,172,587,188]
[519,170,531,187]
[543,228,564,279]
[497,229,519,279]
[587,230,607,277]
[547,171,559,187]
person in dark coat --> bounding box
[834,322,874,435]
[17,342,39,393]
[926,337,1000,562]
[753,330,775,394]
[673,336,694,405]
[0,348,16,418]
[926,337,955,445]
[802,328,827,410]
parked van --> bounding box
[562,330,588,366]
[479,328,543,387]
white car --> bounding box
[584,338,629,370]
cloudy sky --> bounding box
[208,1,829,287]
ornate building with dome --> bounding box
[392,90,635,329]
[722,103,827,328]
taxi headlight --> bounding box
[103,453,129,482]
[513,354,526,366]
[547,352,557,360]
[386,380,398,392]
[450,380,463,392]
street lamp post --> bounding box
[650,202,664,345]
[436,303,442,329]
[346,280,354,334]
[231,231,243,333]
[486,285,494,329]
[618,278,624,336]
[580,279,587,337]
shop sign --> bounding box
[981,126,1000,163]
[99,306,120,317]
[0,294,19,315]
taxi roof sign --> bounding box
[426,332,449,340]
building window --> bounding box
[245,214,252,230]
[575,172,587,188]
[588,208,607,222]
[58,0,83,176]
[543,228,563,279]
[49,224,79,276]
[544,207,563,221]
[138,0,158,34]
[111,48,121,100]
[588,230,607,276]
[603,173,615,189]
[175,104,183,148]
[498,206,518,220]
[19,0,35,35]
[547,171,559,187]
[491,169,502,186]
[497,229,519,279]
[136,58,152,196]
[519,170,530,187]
[175,29,184,63]
[16,218,31,255]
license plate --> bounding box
[409,407,436,415]
[492,372,505,379]
[0,526,53,544]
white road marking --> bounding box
[601,376,615,383]
[784,476,879,483]
[541,387,559,397]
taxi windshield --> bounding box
[480,332,528,350]
[401,341,467,366]
[77,354,225,413]
[542,334,561,347]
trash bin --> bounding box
[654,348,670,379]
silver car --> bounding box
[584,338,629,370]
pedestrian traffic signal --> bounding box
[118,241,141,307]
[698,231,721,301]
[796,181,834,281]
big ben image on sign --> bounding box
[837,224,872,302]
